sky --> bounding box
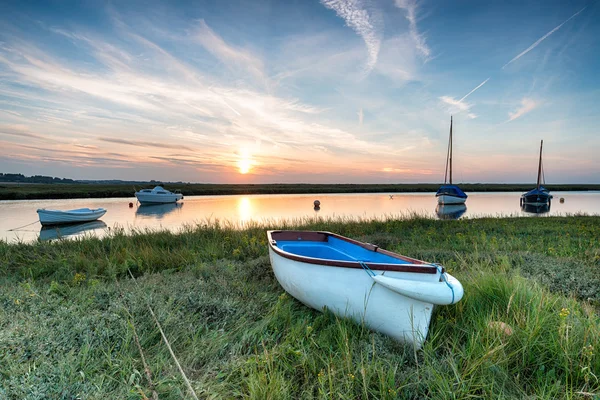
[0,0,598,184]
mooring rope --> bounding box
[435,265,455,304]
[8,220,39,231]
[359,261,376,277]
[128,269,199,400]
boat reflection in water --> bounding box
[521,203,550,215]
[135,203,184,220]
[436,204,467,220]
[39,220,107,241]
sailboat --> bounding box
[521,140,552,206]
[436,116,468,205]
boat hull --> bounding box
[37,208,107,226]
[135,193,183,204]
[436,194,467,205]
[521,193,552,206]
[268,247,443,348]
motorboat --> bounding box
[521,140,552,206]
[134,186,183,205]
[436,116,468,205]
[37,207,107,226]
[267,230,464,348]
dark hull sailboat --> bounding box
[436,116,467,205]
[521,140,552,206]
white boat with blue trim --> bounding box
[267,230,464,348]
[134,186,183,205]
[37,207,107,226]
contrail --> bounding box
[503,7,586,69]
[459,78,490,102]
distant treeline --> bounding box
[0,181,599,200]
[0,173,76,184]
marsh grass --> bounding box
[1,216,599,398]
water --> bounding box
[1,191,599,243]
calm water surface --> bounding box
[1,191,599,243]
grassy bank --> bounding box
[1,182,599,200]
[1,216,599,398]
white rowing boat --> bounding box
[37,208,107,226]
[267,230,464,348]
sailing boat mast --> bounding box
[443,116,453,185]
[536,140,543,190]
[449,116,453,185]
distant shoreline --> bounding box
[1,182,599,201]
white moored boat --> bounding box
[134,186,183,205]
[37,208,107,226]
[267,230,464,348]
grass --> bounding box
[1,182,599,200]
[0,216,599,398]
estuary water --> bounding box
[1,191,599,243]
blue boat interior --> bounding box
[276,236,411,265]
[435,184,467,198]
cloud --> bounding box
[320,0,383,76]
[358,108,363,125]
[439,78,489,118]
[98,137,195,151]
[439,96,471,112]
[395,0,430,60]
[508,98,538,121]
[195,20,266,84]
[503,7,586,69]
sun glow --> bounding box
[237,150,254,174]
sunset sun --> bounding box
[237,151,253,174]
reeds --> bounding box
[0,215,598,398]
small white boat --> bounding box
[37,208,107,226]
[134,186,183,205]
[267,230,464,348]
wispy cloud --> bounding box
[502,7,586,69]
[395,0,430,60]
[320,0,383,76]
[98,137,195,151]
[358,108,363,125]
[440,78,490,118]
[508,98,538,121]
[195,20,266,85]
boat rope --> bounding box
[8,220,39,231]
[127,269,199,400]
[359,261,376,277]
[435,265,455,305]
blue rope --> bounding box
[359,261,376,277]
[435,265,455,304]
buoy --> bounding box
[129,202,134,208]
[560,198,564,203]
[314,200,320,210]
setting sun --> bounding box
[238,158,252,174]
[237,150,254,174]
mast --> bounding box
[449,116,453,185]
[536,140,543,189]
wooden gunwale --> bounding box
[267,230,440,274]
